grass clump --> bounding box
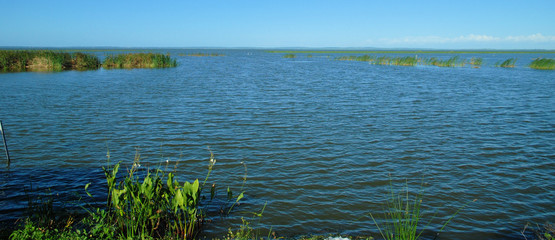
[469,57,483,68]
[368,178,475,240]
[496,58,517,68]
[0,50,100,72]
[335,55,418,66]
[283,54,296,58]
[178,53,225,57]
[422,56,465,67]
[102,53,177,69]
[529,58,555,70]
[388,56,418,66]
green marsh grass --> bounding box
[496,58,517,68]
[469,57,483,68]
[0,50,100,72]
[422,56,465,67]
[283,54,296,58]
[335,55,418,66]
[178,53,225,57]
[368,179,475,240]
[529,58,555,70]
[102,53,177,69]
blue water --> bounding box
[1,50,554,239]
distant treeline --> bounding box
[0,50,177,72]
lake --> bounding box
[0,50,554,239]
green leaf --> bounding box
[84,183,92,197]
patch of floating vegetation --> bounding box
[178,53,225,57]
[496,58,517,68]
[0,50,100,72]
[469,57,483,68]
[529,57,555,70]
[283,53,296,58]
[102,53,177,69]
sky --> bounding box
[1,0,554,49]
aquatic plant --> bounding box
[522,222,555,240]
[102,53,177,69]
[178,53,225,57]
[469,57,483,68]
[422,56,465,67]
[9,219,86,240]
[389,56,418,66]
[0,50,100,72]
[496,58,517,68]
[529,58,555,70]
[6,149,246,240]
[97,149,215,239]
[226,203,271,240]
[283,54,296,58]
[368,179,475,240]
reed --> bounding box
[0,50,100,72]
[469,57,483,68]
[529,58,555,70]
[102,53,177,69]
[388,56,418,66]
[496,58,517,68]
[178,53,225,57]
[334,55,418,66]
[422,56,465,67]
[368,179,475,240]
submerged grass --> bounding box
[102,53,177,69]
[529,58,555,70]
[0,50,100,72]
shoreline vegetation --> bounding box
[3,151,473,240]
[2,151,552,239]
[0,50,177,72]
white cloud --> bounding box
[369,33,555,46]
[505,33,555,42]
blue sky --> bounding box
[1,0,554,49]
